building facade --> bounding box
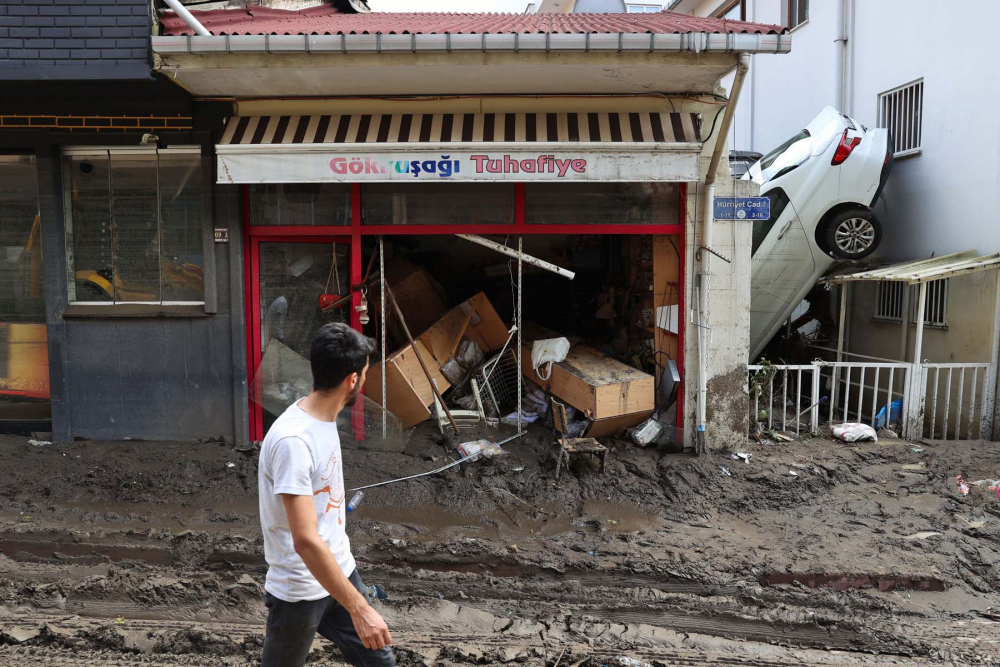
[2,3,790,450]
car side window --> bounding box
[751,188,791,257]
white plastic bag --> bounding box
[531,337,570,381]
[832,422,878,443]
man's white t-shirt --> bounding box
[258,399,356,602]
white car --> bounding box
[746,106,893,361]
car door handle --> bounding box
[776,220,794,240]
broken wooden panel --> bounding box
[419,292,509,366]
[390,268,447,340]
[521,344,654,420]
[366,340,451,429]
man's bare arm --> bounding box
[281,494,392,650]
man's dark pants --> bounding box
[261,569,395,667]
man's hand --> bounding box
[282,494,393,650]
[349,602,392,650]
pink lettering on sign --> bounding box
[468,154,588,177]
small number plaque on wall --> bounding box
[214,228,230,243]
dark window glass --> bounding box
[248,184,351,226]
[0,155,50,416]
[110,153,159,301]
[159,154,206,302]
[751,188,791,257]
[64,150,205,304]
[526,183,679,225]
[0,156,45,321]
[361,183,515,225]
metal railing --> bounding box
[749,360,995,441]
[920,363,993,440]
[749,361,911,436]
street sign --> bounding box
[713,197,770,221]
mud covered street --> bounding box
[1,429,999,666]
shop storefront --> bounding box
[222,110,695,441]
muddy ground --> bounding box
[1,425,999,666]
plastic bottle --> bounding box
[347,490,364,512]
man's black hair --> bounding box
[310,322,376,392]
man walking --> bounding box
[258,322,395,666]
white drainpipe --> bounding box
[835,0,848,111]
[163,0,211,37]
[695,52,751,454]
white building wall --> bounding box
[851,0,1000,260]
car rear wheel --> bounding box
[823,209,881,260]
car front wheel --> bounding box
[823,209,882,260]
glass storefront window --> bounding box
[361,183,515,225]
[63,149,206,304]
[248,184,351,226]
[0,155,50,417]
[525,182,679,225]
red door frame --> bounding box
[244,181,687,442]
[247,233,351,440]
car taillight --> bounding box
[832,129,862,165]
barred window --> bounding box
[878,79,923,157]
[873,280,947,327]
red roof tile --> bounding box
[160,6,786,37]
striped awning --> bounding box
[220,112,702,145]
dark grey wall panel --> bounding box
[65,316,235,441]
[0,0,151,80]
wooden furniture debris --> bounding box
[366,341,451,429]
[420,292,509,365]
[390,268,447,338]
[551,397,607,479]
[521,337,654,434]
[386,285,460,434]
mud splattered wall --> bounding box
[683,165,757,452]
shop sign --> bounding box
[217,149,700,184]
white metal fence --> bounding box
[748,360,994,441]
[920,363,993,440]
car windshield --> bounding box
[757,130,812,182]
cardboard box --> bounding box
[419,292,509,366]
[365,340,451,429]
[521,344,654,420]
[391,269,447,340]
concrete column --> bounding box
[33,146,72,442]
[222,185,249,446]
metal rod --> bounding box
[456,233,575,280]
[379,236,386,440]
[796,369,802,433]
[782,370,788,429]
[956,367,965,439]
[768,374,774,429]
[856,366,864,423]
[943,367,952,441]
[930,367,939,439]
[348,432,526,491]
[163,0,212,36]
[969,367,978,440]
[887,367,894,430]
[871,367,880,428]
[385,284,461,435]
[517,237,523,437]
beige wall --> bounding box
[846,271,1000,438]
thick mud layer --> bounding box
[1,429,999,665]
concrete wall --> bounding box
[0,0,151,80]
[678,89,758,450]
